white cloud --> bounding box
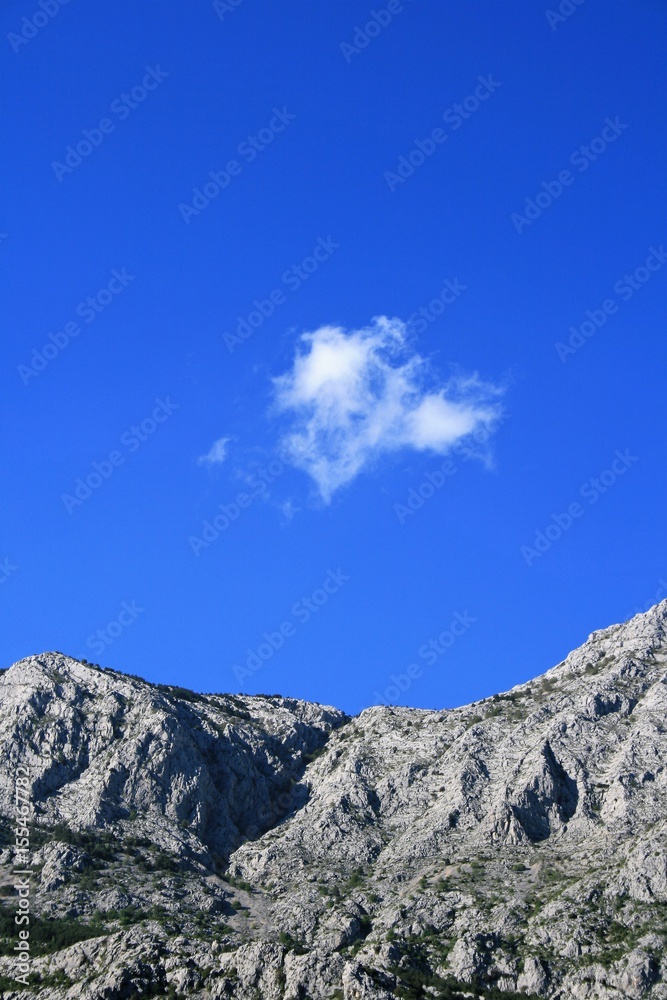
[197,436,230,466]
[273,316,503,501]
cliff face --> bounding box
[0,601,666,999]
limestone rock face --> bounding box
[0,600,666,998]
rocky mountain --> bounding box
[0,600,665,999]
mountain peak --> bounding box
[1,602,666,998]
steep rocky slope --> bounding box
[0,601,665,999]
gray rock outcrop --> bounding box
[0,600,665,998]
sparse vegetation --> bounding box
[0,910,107,956]
[0,970,73,992]
[278,929,308,954]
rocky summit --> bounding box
[0,602,666,999]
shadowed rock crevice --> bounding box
[510,740,578,841]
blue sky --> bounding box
[1,0,665,715]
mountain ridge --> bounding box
[0,600,665,998]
